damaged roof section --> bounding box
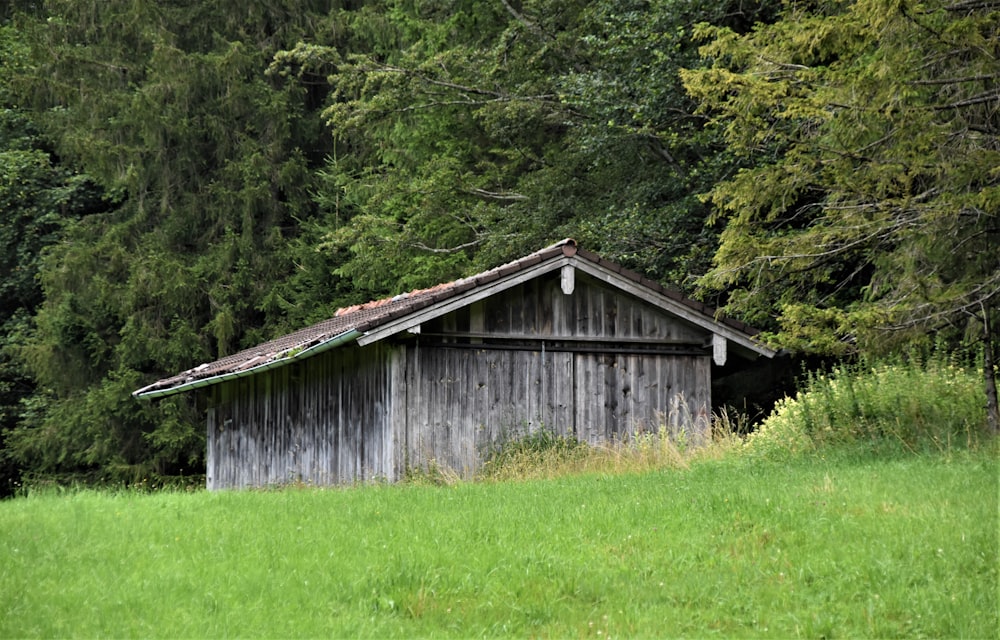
[133,239,771,399]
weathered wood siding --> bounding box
[397,271,713,475]
[205,270,714,488]
[425,270,708,342]
[206,343,393,489]
[399,346,709,475]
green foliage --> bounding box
[8,0,994,489]
[684,0,1000,351]
[2,455,996,637]
[272,0,780,298]
[746,357,989,460]
[2,1,338,485]
[0,23,113,495]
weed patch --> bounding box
[746,357,989,460]
[480,428,589,480]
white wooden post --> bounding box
[561,264,575,295]
[712,333,727,366]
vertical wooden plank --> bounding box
[337,347,346,482]
[513,350,527,434]
[366,346,376,480]
[461,348,476,474]
[406,340,423,471]
[472,347,491,463]
[538,277,554,336]
[317,353,330,484]
[527,350,540,431]
[603,287,619,337]
[693,355,711,444]
[619,354,634,438]
[388,345,406,481]
[574,354,598,444]
[470,301,484,343]
[276,369,283,483]
[380,344,389,478]
[206,397,216,491]
[483,348,500,448]
[603,354,619,439]
[543,351,574,438]
[312,355,321,485]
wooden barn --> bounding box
[134,239,774,489]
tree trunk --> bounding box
[984,305,999,435]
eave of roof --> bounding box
[133,239,774,399]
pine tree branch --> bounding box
[365,64,586,117]
[881,271,1000,331]
[409,240,483,254]
[933,90,1000,111]
[498,0,552,41]
[466,188,528,201]
[909,74,998,86]
[943,0,1000,12]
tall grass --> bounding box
[746,356,989,460]
[429,356,989,482]
[476,394,744,483]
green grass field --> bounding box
[1,449,996,638]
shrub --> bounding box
[746,356,988,458]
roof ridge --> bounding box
[333,238,577,318]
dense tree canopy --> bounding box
[0,25,113,494]
[682,0,998,426]
[1,0,993,488]
[2,1,340,484]
[685,0,998,345]
[266,0,777,304]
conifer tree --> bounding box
[683,0,999,429]
[4,1,340,482]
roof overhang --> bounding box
[133,240,775,400]
[133,329,362,399]
[357,255,777,359]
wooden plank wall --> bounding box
[426,271,707,343]
[206,343,393,489]
[401,346,576,475]
[402,347,710,474]
[572,353,710,444]
[403,271,713,475]
[206,270,715,488]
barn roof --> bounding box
[133,239,774,399]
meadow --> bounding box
[1,449,996,638]
[1,358,997,638]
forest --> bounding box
[0,0,997,493]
